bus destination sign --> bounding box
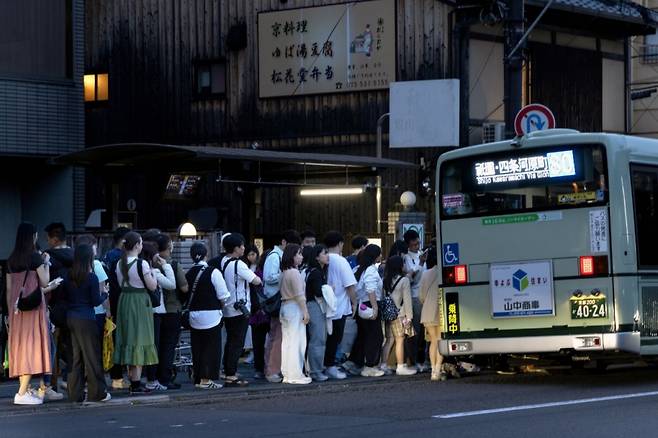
[474,150,576,186]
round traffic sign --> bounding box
[514,103,556,137]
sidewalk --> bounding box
[0,361,430,417]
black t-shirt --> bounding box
[305,267,327,303]
[8,252,43,273]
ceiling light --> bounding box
[299,187,365,196]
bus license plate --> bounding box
[570,296,606,319]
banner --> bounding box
[490,260,554,318]
[258,0,396,97]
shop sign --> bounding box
[490,260,554,318]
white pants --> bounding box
[280,301,307,381]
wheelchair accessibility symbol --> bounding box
[442,243,459,266]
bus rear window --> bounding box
[440,144,607,218]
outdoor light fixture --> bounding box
[178,222,198,238]
[299,187,365,196]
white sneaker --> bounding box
[38,386,65,401]
[283,376,312,385]
[396,364,418,376]
[145,380,168,391]
[342,361,362,376]
[266,374,283,383]
[100,392,112,402]
[360,366,385,377]
[195,381,223,390]
[325,366,347,380]
[14,392,43,406]
[111,379,130,390]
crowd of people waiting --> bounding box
[0,222,449,406]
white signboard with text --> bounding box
[390,79,459,148]
[258,0,396,98]
[490,260,554,318]
[589,209,608,254]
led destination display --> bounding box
[474,150,576,185]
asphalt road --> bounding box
[5,367,658,438]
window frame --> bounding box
[83,72,109,104]
[630,163,658,270]
[193,58,227,100]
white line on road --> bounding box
[433,390,658,419]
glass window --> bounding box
[632,164,658,268]
[196,60,226,97]
[84,73,109,102]
[439,144,608,219]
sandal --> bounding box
[223,377,249,387]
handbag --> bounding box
[381,277,403,322]
[16,271,42,312]
[136,259,161,307]
[357,301,374,319]
[257,289,281,318]
[181,266,207,330]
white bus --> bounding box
[436,130,658,364]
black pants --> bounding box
[251,322,269,374]
[191,324,221,384]
[157,312,181,385]
[324,316,347,367]
[351,313,383,368]
[67,318,107,402]
[223,315,249,377]
[145,314,163,382]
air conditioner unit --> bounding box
[482,122,506,143]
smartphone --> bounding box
[47,277,63,288]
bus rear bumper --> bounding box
[439,332,640,356]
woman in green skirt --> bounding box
[113,231,159,394]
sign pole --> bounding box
[504,0,525,139]
[376,112,390,235]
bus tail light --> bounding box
[579,256,608,276]
[443,265,468,285]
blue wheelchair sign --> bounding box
[442,243,459,266]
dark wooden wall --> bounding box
[85,0,449,238]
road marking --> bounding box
[170,425,184,428]
[120,426,136,429]
[193,423,206,426]
[433,390,658,419]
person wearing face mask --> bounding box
[279,244,311,384]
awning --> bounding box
[52,143,417,183]
[525,0,658,37]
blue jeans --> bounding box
[306,301,326,375]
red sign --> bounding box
[514,104,556,137]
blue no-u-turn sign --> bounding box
[442,243,459,266]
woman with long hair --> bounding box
[419,247,446,381]
[304,244,330,382]
[279,244,311,384]
[185,242,230,389]
[379,256,416,376]
[64,244,110,402]
[113,231,159,394]
[343,244,385,378]
[6,222,52,405]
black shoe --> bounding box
[129,385,152,395]
[164,382,181,390]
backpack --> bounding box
[381,277,404,322]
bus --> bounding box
[436,129,658,365]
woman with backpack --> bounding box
[113,231,159,394]
[304,244,330,382]
[379,256,417,376]
[185,242,231,389]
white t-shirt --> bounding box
[404,251,424,298]
[93,260,109,315]
[327,253,357,319]
[356,265,383,302]
[189,261,231,330]
[263,246,283,298]
[152,263,176,314]
[220,256,257,318]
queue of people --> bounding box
[2,223,448,405]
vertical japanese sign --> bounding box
[445,292,460,335]
[589,209,608,254]
[258,0,396,98]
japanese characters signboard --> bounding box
[474,150,576,186]
[445,292,460,335]
[490,260,554,318]
[258,0,396,98]
[589,209,608,254]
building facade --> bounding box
[0,0,85,258]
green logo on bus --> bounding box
[482,214,539,226]
[513,269,529,292]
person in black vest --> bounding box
[220,233,262,387]
[185,242,230,389]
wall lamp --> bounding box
[299,186,365,197]
[178,222,198,239]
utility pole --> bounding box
[504,0,525,139]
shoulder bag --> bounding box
[381,277,404,322]
[136,258,161,307]
[181,266,207,330]
[256,251,282,317]
[16,270,42,312]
